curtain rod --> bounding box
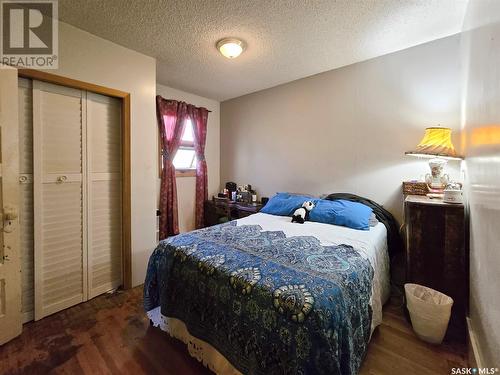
[163,97,212,112]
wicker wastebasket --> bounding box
[405,283,453,344]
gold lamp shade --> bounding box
[405,127,462,159]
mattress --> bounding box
[145,212,390,374]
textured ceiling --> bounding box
[58,0,467,101]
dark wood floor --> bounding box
[0,287,467,375]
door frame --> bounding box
[18,69,132,289]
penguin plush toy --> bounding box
[291,200,315,224]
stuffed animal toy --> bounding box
[291,201,315,224]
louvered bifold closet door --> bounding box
[87,92,122,298]
[33,81,87,320]
[18,78,34,323]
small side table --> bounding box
[204,197,263,227]
[404,194,468,341]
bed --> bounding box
[144,194,399,375]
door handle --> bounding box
[57,175,68,183]
[3,205,18,221]
[2,205,18,233]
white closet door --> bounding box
[33,81,87,320]
[87,92,122,298]
[0,67,22,345]
[18,78,34,323]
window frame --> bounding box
[158,119,197,178]
[175,138,197,177]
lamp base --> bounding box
[425,157,449,193]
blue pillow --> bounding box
[309,199,373,230]
[260,193,315,216]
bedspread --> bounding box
[144,220,374,375]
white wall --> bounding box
[461,0,500,365]
[156,84,220,233]
[221,35,462,222]
[39,22,157,287]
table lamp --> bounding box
[405,127,463,196]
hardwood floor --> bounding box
[0,287,467,375]
[359,300,467,375]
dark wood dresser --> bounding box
[204,197,263,227]
[404,195,468,341]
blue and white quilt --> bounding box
[144,213,390,375]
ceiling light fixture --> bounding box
[216,38,245,59]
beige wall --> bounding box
[38,22,157,287]
[221,35,462,222]
[156,84,220,233]
[461,0,500,366]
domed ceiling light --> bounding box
[216,38,245,59]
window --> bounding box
[172,120,196,170]
[159,119,197,177]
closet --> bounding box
[18,78,122,321]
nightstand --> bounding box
[404,195,468,342]
[204,197,263,227]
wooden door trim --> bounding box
[19,69,132,290]
[18,69,129,99]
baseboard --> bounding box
[467,317,484,368]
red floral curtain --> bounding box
[188,105,209,229]
[157,96,187,239]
